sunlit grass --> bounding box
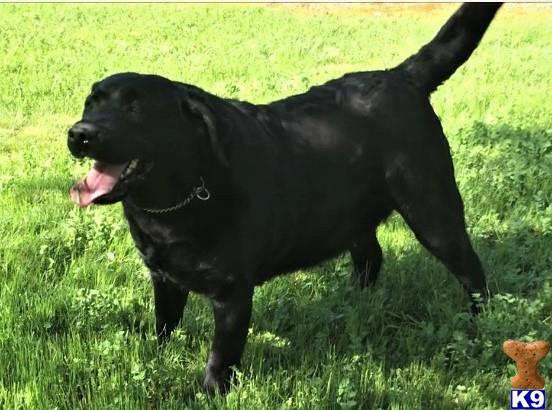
[0,4,551,409]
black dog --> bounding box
[68,3,502,393]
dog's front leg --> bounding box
[203,283,254,394]
[151,274,189,343]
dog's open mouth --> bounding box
[69,159,140,207]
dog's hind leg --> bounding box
[151,275,189,343]
[349,229,383,288]
[386,151,488,313]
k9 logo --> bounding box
[510,389,546,410]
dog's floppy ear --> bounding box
[181,92,229,167]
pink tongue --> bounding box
[69,162,128,207]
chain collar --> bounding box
[141,177,210,214]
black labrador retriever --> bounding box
[68,3,502,393]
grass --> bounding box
[1,4,551,409]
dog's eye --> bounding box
[128,101,140,114]
[84,97,92,108]
[122,89,140,113]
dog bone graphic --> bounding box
[503,339,550,389]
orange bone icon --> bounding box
[503,339,550,389]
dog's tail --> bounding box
[397,3,502,94]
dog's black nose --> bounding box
[68,122,99,158]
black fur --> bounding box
[399,3,502,93]
[67,3,502,394]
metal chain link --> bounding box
[142,177,210,214]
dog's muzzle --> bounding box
[67,121,101,159]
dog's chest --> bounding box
[141,239,232,296]
[127,216,232,296]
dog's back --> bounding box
[257,4,502,279]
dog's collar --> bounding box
[141,177,210,214]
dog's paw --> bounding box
[202,366,233,395]
[469,289,490,315]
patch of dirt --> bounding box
[262,2,552,17]
[264,2,452,16]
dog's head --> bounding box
[68,72,226,207]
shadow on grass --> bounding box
[239,122,551,407]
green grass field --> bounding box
[1,4,551,409]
